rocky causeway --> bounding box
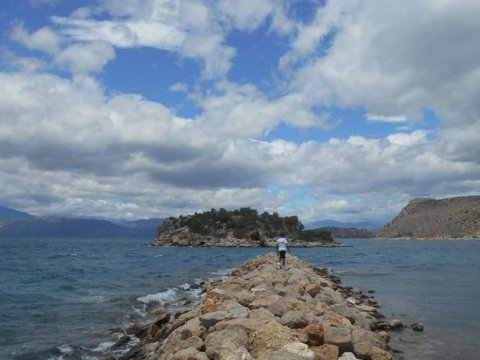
[102,254,420,360]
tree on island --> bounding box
[156,207,334,246]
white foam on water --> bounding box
[57,344,73,354]
[131,304,147,317]
[91,340,115,352]
[81,355,99,360]
[136,288,178,304]
[179,282,190,290]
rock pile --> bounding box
[105,254,395,360]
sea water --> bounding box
[0,237,479,359]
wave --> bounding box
[136,288,178,305]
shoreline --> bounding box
[149,240,352,248]
[373,237,480,241]
[100,254,414,360]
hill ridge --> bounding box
[378,195,480,239]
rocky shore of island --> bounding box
[100,254,424,360]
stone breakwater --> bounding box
[104,254,400,360]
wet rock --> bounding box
[149,306,167,317]
[411,322,425,331]
[378,331,390,343]
[350,287,363,295]
[110,335,130,350]
[388,319,404,330]
[369,346,393,360]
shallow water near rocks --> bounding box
[1,237,479,359]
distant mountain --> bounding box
[0,206,33,221]
[305,219,379,230]
[123,218,165,230]
[313,227,376,238]
[0,217,155,238]
[378,196,480,239]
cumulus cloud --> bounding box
[53,41,115,73]
[2,0,480,222]
[51,0,236,78]
[11,24,61,54]
[288,0,480,125]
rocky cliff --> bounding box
[378,196,480,239]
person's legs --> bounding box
[279,251,286,267]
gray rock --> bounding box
[168,347,209,360]
[280,310,309,329]
[388,319,404,329]
[199,301,249,329]
[268,298,289,317]
[264,342,315,360]
[205,327,253,360]
[411,322,425,331]
[329,303,356,323]
[323,325,354,353]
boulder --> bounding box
[268,298,290,317]
[248,307,277,320]
[199,301,249,329]
[205,327,252,360]
[323,325,354,353]
[388,319,404,330]
[304,283,321,298]
[280,310,310,329]
[305,324,324,346]
[249,320,294,358]
[369,347,393,360]
[264,341,315,360]
[168,347,209,360]
[411,322,424,331]
[310,344,339,360]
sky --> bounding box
[1,0,480,225]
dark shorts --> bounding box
[278,250,286,260]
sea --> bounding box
[1,237,479,360]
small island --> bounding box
[153,208,341,247]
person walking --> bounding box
[276,232,289,269]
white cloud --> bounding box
[1,69,480,221]
[217,0,274,31]
[50,0,237,78]
[169,82,188,92]
[3,0,480,222]
[197,81,328,137]
[11,25,61,54]
[288,0,480,123]
[366,114,407,123]
[53,41,115,74]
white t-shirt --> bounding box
[277,237,288,251]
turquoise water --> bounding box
[0,238,479,359]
